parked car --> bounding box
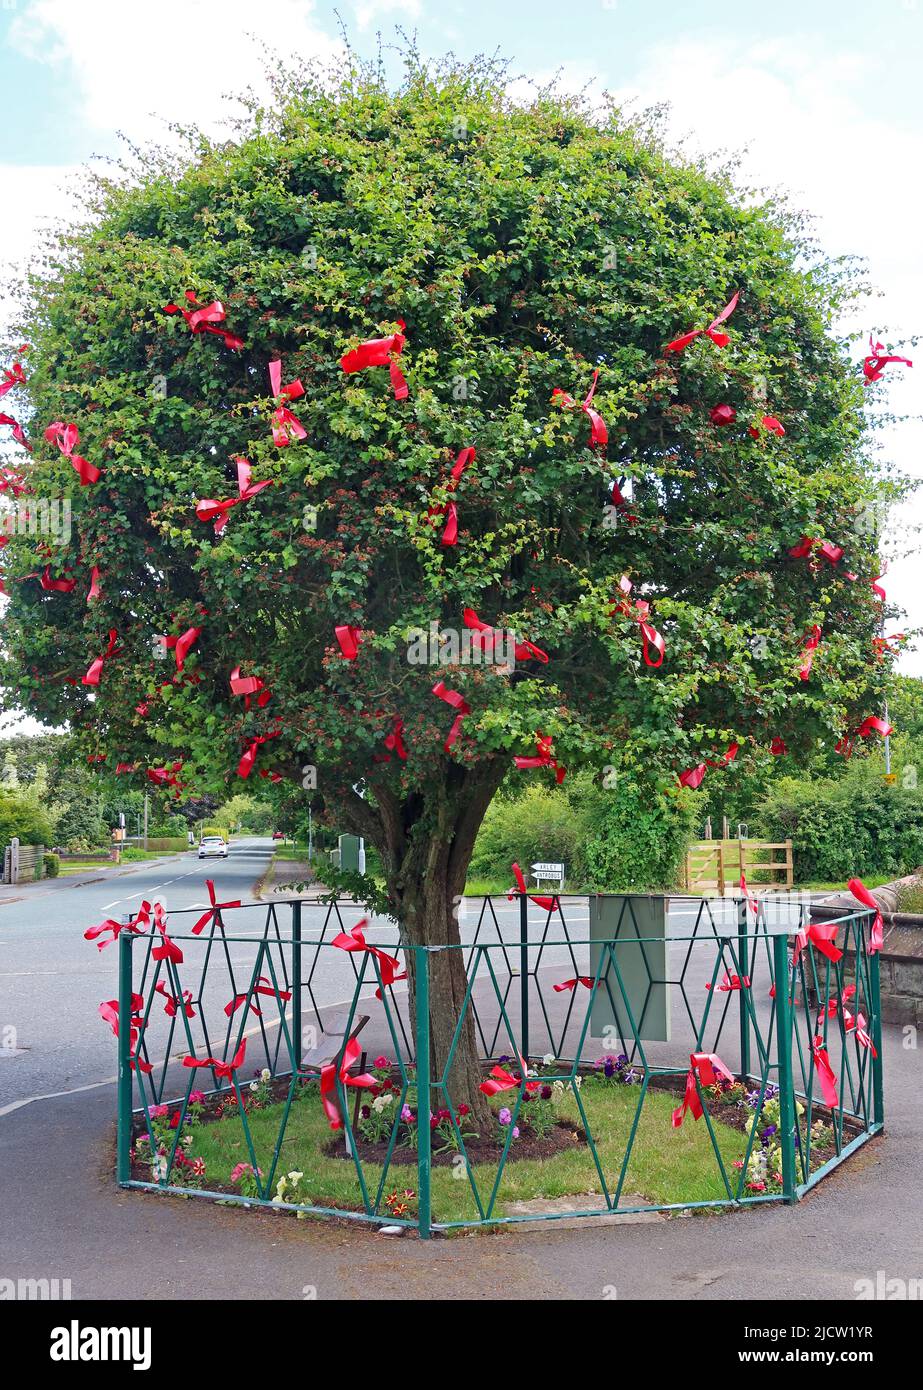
[272,831,284,840]
[198,836,228,859]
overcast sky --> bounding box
[1,0,920,738]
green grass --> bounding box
[159,1078,749,1226]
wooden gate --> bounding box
[682,839,793,893]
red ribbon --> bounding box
[99,994,152,1073]
[665,291,739,353]
[196,457,272,533]
[160,625,201,673]
[792,921,843,966]
[230,665,272,709]
[462,607,549,665]
[84,900,151,950]
[863,334,912,384]
[183,1038,247,1081]
[192,878,243,935]
[748,414,785,438]
[479,1053,542,1097]
[146,761,184,792]
[0,465,28,496]
[224,975,291,1017]
[0,360,26,399]
[835,716,893,760]
[432,679,471,751]
[331,919,403,990]
[847,877,884,954]
[433,446,475,546]
[553,977,598,992]
[611,576,665,667]
[268,359,307,445]
[335,624,362,660]
[82,628,120,687]
[514,731,565,784]
[740,873,759,915]
[87,566,101,602]
[552,369,608,449]
[770,737,787,756]
[798,624,822,680]
[872,633,905,660]
[35,565,76,593]
[509,861,558,913]
[163,291,244,350]
[678,742,738,789]
[709,404,736,426]
[319,1036,379,1130]
[44,421,102,486]
[380,716,407,762]
[672,1052,735,1126]
[238,729,280,779]
[788,536,843,567]
[845,1010,877,1057]
[706,972,750,993]
[0,412,31,451]
[811,1037,839,1108]
[155,981,196,1019]
[340,320,408,400]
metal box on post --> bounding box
[589,894,671,1042]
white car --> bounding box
[198,836,228,859]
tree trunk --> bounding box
[364,759,508,1132]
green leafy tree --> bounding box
[0,55,898,1113]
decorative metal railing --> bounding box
[112,892,882,1236]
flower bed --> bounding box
[129,1054,765,1226]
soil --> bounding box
[323,1119,588,1167]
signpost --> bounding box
[531,861,565,886]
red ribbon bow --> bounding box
[146,761,184,792]
[192,879,243,935]
[82,629,120,687]
[552,369,608,449]
[0,412,31,451]
[863,334,912,384]
[553,977,598,992]
[163,291,244,350]
[224,975,292,1017]
[811,1037,839,1108]
[788,536,843,567]
[340,320,408,400]
[319,1036,379,1130]
[479,1053,542,1097]
[44,421,102,486]
[0,464,28,495]
[238,728,281,779]
[432,679,471,751]
[509,861,558,913]
[268,359,307,446]
[155,981,196,1019]
[672,1052,734,1126]
[847,877,884,954]
[665,291,739,353]
[740,873,759,915]
[798,624,822,680]
[99,994,152,1073]
[770,737,787,756]
[196,457,272,533]
[710,403,737,426]
[611,576,665,667]
[183,1038,247,1081]
[0,360,26,399]
[678,741,738,790]
[84,899,151,950]
[331,919,403,991]
[380,716,407,762]
[748,414,785,438]
[514,731,566,784]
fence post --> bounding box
[116,927,133,1185]
[415,946,432,1240]
[869,943,884,1127]
[291,900,302,1070]
[519,890,530,1063]
[737,898,751,1081]
[773,931,798,1202]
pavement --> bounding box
[1,860,920,1300]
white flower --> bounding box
[261,1068,271,1082]
[542,1053,556,1066]
[371,1094,393,1113]
[288,1170,303,1182]
[153,1156,168,1182]
[249,1081,259,1092]
[573,1075,582,1090]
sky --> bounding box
[0,0,920,735]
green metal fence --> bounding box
[114,892,882,1236]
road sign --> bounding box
[882,773,897,785]
[531,861,564,882]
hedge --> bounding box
[756,776,923,882]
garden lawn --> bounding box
[163,1078,750,1227]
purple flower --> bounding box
[401,1104,414,1123]
[604,1060,615,1078]
[541,1085,552,1100]
[511,1127,520,1139]
[498,1107,512,1125]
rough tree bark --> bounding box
[341,760,507,1130]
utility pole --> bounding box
[883,697,892,777]
[143,793,149,851]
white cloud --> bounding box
[616,37,923,674]
[8,0,343,143]
[351,0,422,33]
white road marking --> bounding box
[0,1074,118,1118]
